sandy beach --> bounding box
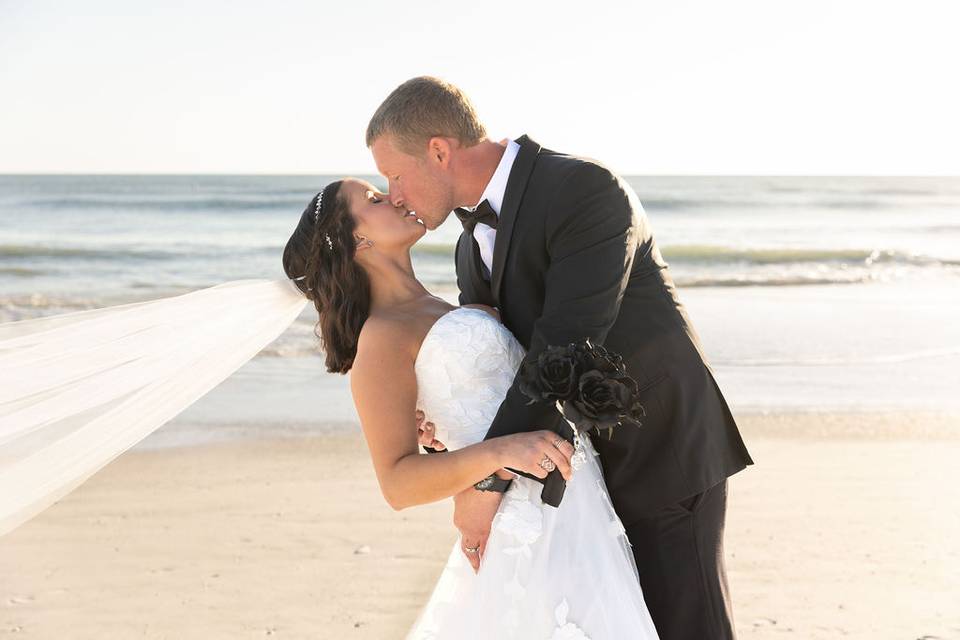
[1,412,958,639]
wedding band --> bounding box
[464,544,480,554]
[553,438,566,449]
[539,455,556,472]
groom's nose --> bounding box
[388,184,404,208]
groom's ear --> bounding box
[426,136,453,168]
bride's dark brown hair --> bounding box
[282,181,371,374]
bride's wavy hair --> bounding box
[282,181,371,374]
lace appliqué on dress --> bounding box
[490,433,600,637]
[550,599,591,640]
[491,479,543,633]
[415,308,526,452]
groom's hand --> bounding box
[453,483,505,573]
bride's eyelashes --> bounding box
[366,190,389,205]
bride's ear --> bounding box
[354,234,375,251]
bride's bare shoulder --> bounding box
[353,315,416,371]
[350,315,420,420]
[462,303,500,321]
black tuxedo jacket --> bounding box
[455,135,753,523]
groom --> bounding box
[366,77,753,640]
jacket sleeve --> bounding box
[483,162,640,441]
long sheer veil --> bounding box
[0,278,307,536]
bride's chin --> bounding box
[407,226,428,245]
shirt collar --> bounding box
[474,138,520,216]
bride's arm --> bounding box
[350,319,565,511]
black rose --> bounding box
[571,339,626,376]
[562,369,638,433]
[518,345,579,404]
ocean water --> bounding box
[1,175,958,444]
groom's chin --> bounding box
[424,212,453,231]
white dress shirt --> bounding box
[467,138,520,277]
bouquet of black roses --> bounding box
[518,339,645,439]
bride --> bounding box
[282,177,659,638]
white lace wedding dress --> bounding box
[407,307,660,639]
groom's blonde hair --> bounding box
[365,76,487,155]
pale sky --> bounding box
[1,0,957,175]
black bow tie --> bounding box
[454,199,499,233]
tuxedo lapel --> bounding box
[490,134,541,307]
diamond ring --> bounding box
[539,455,556,472]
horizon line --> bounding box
[2,172,958,179]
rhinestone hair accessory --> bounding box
[313,187,326,224]
[313,186,335,251]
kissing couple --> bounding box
[282,76,754,639]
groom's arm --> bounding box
[483,161,639,441]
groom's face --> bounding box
[370,134,456,231]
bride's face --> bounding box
[341,178,426,250]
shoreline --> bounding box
[2,412,959,639]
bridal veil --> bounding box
[0,278,306,536]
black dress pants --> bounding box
[624,480,737,640]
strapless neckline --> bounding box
[414,306,497,371]
[412,304,526,452]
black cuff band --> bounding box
[473,473,513,493]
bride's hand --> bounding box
[415,409,446,451]
[498,430,575,481]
